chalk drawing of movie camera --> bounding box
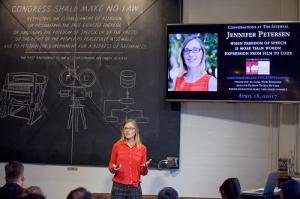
[58,67,96,132]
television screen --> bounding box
[166,22,300,102]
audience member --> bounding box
[219,178,241,199]
[0,161,25,199]
[21,194,45,199]
[66,187,92,199]
[158,187,178,199]
[281,179,300,199]
[20,186,46,199]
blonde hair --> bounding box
[120,119,142,147]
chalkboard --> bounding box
[0,0,181,168]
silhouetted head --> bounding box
[66,187,92,199]
[158,187,178,199]
[5,161,24,185]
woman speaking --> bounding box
[108,119,151,199]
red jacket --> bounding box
[108,140,148,187]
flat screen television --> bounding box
[166,22,300,103]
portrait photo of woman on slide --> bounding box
[168,34,218,92]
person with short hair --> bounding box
[158,187,179,199]
[0,161,25,199]
[66,187,92,199]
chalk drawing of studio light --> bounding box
[58,67,96,132]
[103,70,149,124]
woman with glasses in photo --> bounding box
[108,119,151,199]
[174,34,217,91]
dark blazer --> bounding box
[282,179,300,199]
[0,183,24,199]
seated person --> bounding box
[66,187,92,199]
[219,178,241,199]
[0,161,25,199]
[20,186,46,199]
[281,179,300,199]
[158,187,178,199]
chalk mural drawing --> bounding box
[58,67,96,132]
[103,70,149,124]
[0,72,48,125]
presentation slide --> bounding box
[167,22,300,102]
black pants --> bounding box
[111,182,142,199]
